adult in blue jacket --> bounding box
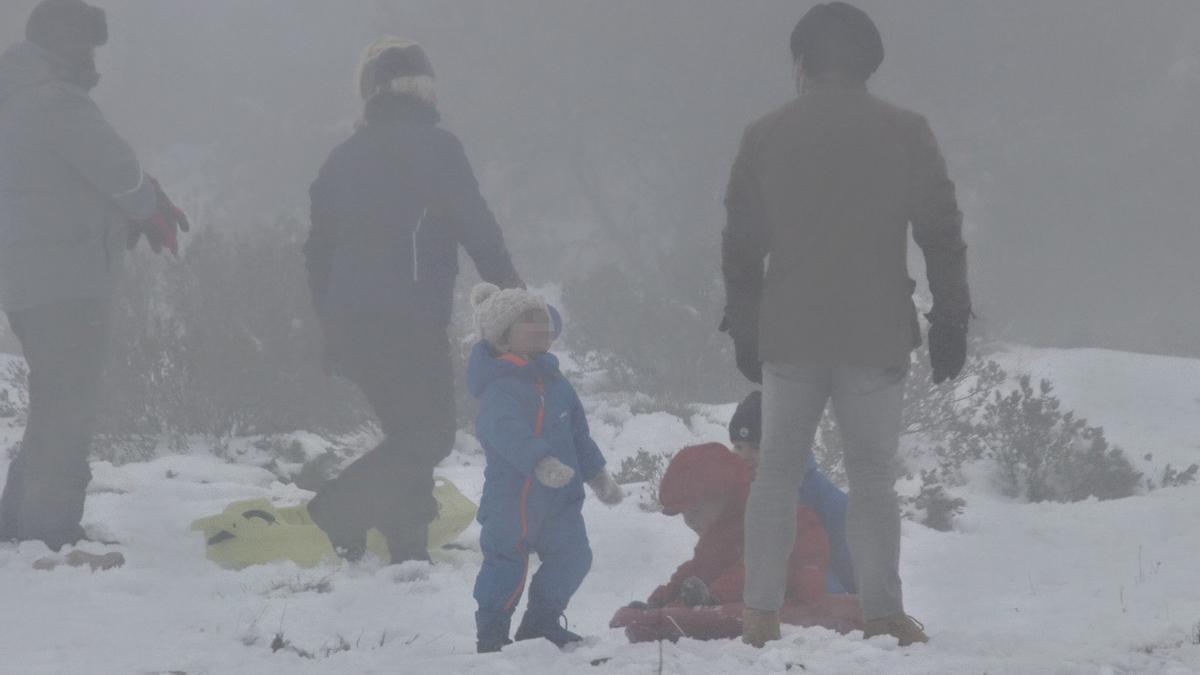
[729,391,856,594]
[303,38,523,563]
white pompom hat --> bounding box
[471,283,548,347]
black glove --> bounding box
[720,309,762,385]
[927,313,968,384]
[625,601,651,611]
[679,576,719,608]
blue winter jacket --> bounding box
[467,342,606,521]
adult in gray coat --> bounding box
[0,0,187,551]
[723,3,971,647]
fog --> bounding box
[4,0,1196,356]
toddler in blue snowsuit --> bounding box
[467,283,624,653]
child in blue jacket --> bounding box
[468,283,623,653]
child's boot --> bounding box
[475,610,514,653]
[514,607,583,648]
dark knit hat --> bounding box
[26,0,107,56]
[659,443,752,517]
[728,391,762,447]
[358,37,436,101]
[790,2,883,81]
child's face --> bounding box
[732,441,760,478]
[503,308,553,356]
[681,498,726,536]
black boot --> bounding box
[476,610,514,654]
[306,496,366,562]
[383,522,430,564]
[514,608,583,648]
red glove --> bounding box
[128,176,190,256]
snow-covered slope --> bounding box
[1,347,1198,674]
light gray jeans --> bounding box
[744,362,907,620]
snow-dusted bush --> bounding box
[814,348,1143,510]
[613,448,671,511]
[1147,462,1199,490]
[903,469,967,532]
[976,376,1141,502]
[0,359,27,422]
[100,218,370,447]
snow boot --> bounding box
[305,498,367,563]
[741,608,781,648]
[863,613,929,646]
[514,608,583,648]
[476,610,514,654]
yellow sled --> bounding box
[190,477,477,569]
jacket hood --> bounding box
[0,42,59,107]
[466,341,561,399]
[659,443,753,517]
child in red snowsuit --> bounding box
[612,443,862,642]
[646,443,829,610]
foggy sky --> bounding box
[3,1,1198,357]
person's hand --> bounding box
[927,313,968,384]
[587,471,624,505]
[719,308,761,384]
[128,176,190,256]
[624,601,651,611]
[534,456,575,488]
[679,576,719,607]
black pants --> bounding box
[307,313,456,562]
[1,300,110,551]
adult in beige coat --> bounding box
[722,3,971,647]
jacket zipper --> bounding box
[411,207,427,283]
[534,377,546,437]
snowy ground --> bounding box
[1,347,1199,674]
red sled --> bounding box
[609,595,864,643]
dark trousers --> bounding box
[307,313,456,562]
[1,299,110,551]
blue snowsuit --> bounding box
[799,456,857,594]
[467,341,606,642]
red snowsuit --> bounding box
[647,500,829,608]
[611,443,861,642]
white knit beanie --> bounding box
[471,283,548,348]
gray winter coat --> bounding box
[723,78,970,368]
[0,42,156,312]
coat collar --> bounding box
[800,74,869,94]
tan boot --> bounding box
[863,614,929,646]
[741,608,781,648]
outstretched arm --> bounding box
[439,135,524,289]
[569,389,606,482]
[45,88,156,221]
[721,125,770,322]
[303,169,340,310]
[909,116,970,324]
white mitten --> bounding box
[587,471,624,505]
[534,456,576,488]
